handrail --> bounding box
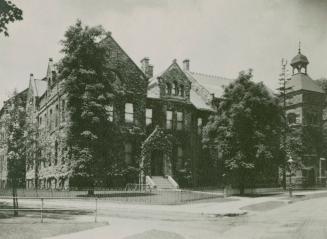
[167,176,179,189]
[145,176,156,189]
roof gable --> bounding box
[160,61,190,85]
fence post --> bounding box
[40,198,44,223]
[94,198,98,223]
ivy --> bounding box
[140,126,174,175]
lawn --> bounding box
[0,202,107,239]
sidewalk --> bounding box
[2,189,327,239]
[3,189,327,218]
[42,189,327,239]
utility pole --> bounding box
[278,58,292,190]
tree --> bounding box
[0,0,23,36]
[0,90,27,216]
[202,70,283,194]
[316,77,327,93]
[58,20,126,189]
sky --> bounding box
[1,0,327,105]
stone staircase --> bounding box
[151,176,179,189]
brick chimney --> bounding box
[183,59,190,71]
[141,57,154,78]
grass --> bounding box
[0,202,107,239]
[0,221,105,239]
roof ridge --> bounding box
[189,71,231,80]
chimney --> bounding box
[29,73,34,81]
[141,57,154,78]
[183,59,190,71]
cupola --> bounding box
[290,42,309,75]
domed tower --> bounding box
[285,44,325,187]
[290,46,309,75]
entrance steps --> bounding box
[150,176,179,189]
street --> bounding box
[45,194,327,239]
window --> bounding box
[180,85,184,97]
[61,100,65,122]
[49,109,53,131]
[177,147,183,170]
[166,83,172,95]
[61,147,66,164]
[176,112,183,130]
[125,103,134,123]
[146,108,152,126]
[48,152,52,167]
[197,118,203,134]
[55,104,59,127]
[287,113,297,124]
[166,111,173,129]
[54,141,58,165]
[39,116,42,126]
[173,82,178,95]
[105,104,114,122]
[124,143,133,164]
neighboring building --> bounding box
[285,48,326,187]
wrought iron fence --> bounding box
[0,187,223,205]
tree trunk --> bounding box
[12,185,18,216]
[282,164,287,190]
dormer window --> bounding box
[173,82,178,95]
[166,83,172,95]
[180,85,184,97]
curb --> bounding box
[204,211,248,217]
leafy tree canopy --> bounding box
[202,70,283,191]
[0,0,23,36]
[58,20,126,186]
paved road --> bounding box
[47,195,327,239]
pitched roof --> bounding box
[185,71,231,97]
[287,73,324,94]
[147,62,232,111]
[31,79,47,97]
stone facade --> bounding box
[0,33,231,189]
[23,35,148,189]
[285,49,326,187]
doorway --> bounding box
[151,150,163,176]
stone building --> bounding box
[0,33,231,189]
[143,58,230,187]
[23,34,148,189]
[285,48,326,187]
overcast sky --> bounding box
[1,0,327,105]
